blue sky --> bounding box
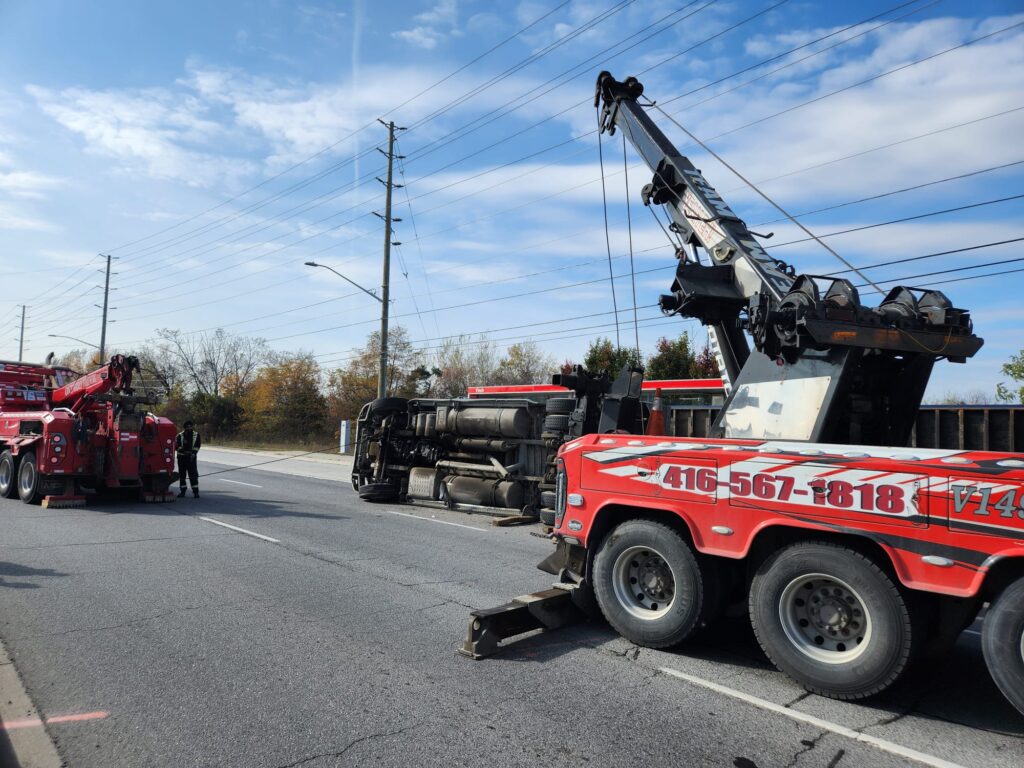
[0,0,1021,399]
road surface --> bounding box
[0,448,1021,768]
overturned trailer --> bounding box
[351,366,647,520]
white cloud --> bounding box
[25,84,254,187]
[0,202,57,232]
[0,169,64,199]
[393,0,460,50]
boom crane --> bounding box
[594,71,983,446]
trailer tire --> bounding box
[540,490,556,509]
[16,451,41,505]
[543,414,570,433]
[545,398,575,415]
[593,520,706,648]
[358,482,399,502]
[539,508,556,526]
[749,542,915,700]
[982,576,1024,717]
[367,397,407,416]
[0,450,17,499]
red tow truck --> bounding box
[0,355,178,506]
[458,72,1024,720]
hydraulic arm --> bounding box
[595,71,983,446]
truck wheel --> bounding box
[982,576,1024,717]
[750,542,914,700]
[543,414,570,433]
[16,451,41,505]
[0,450,17,499]
[593,520,706,648]
[367,397,407,416]
[545,398,575,415]
[358,482,398,502]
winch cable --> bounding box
[650,104,884,294]
[622,132,641,358]
[597,106,622,348]
[198,445,344,479]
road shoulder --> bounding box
[0,637,61,768]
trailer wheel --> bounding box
[0,450,17,499]
[16,451,41,505]
[358,482,399,502]
[593,520,706,648]
[750,542,914,700]
[982,576,1024,717]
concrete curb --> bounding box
[0,639,62,768]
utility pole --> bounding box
[99,253,112,362]
[17,305,26,362]
[375,119,406,399]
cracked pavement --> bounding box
[1,456,1022,767]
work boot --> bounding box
[177,489,186,498]
[193,489,200,498]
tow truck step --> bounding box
[457,587,581,660]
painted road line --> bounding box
[198,517,280,543]
[380,509,486,532]
[3,711,109,730]
[659,667,964,768]
[218,478,263,488]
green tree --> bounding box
[996,349,1024,403]
[646,332,698,380]
[583,337,642,375]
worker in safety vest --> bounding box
[175,421,202,498]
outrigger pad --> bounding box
[457,587,581,660]
[41,495,86,509]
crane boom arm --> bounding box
[595,71,983,447]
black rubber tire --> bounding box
[367,397,408,416]
[982,576,1024,717]
[543,414,570,433]
[16,451,41,505]
[545,397,575,415]
[540,490,556,509]
[749,542,915,700]
[593,520,706,648]
[539,508,556,526]
[0,450,17,499]
[358,482,399,502]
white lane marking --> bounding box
[218,478,263,488]
[380,509,485,532]
[659,667,964,768]
[198,517,280,543]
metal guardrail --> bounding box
[670,405,1024,452]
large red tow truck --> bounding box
[460,72,1024,719]
[0,355,179,507]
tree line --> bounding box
[53,326,719,445]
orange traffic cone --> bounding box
[645,388,665,436]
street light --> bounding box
[48,334,99,350]
[305,260,390,398]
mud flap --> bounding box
[457,587,582,660]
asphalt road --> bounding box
[0,449,1022,768]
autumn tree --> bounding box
[583,337,642,375]
[493,341,556,385]
[239,353,327,441]
[429,335,500,398]
[325,326,427,422]
[645,331,721,379]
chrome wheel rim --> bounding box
[612,545,676,620]
[779,573,872,664]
